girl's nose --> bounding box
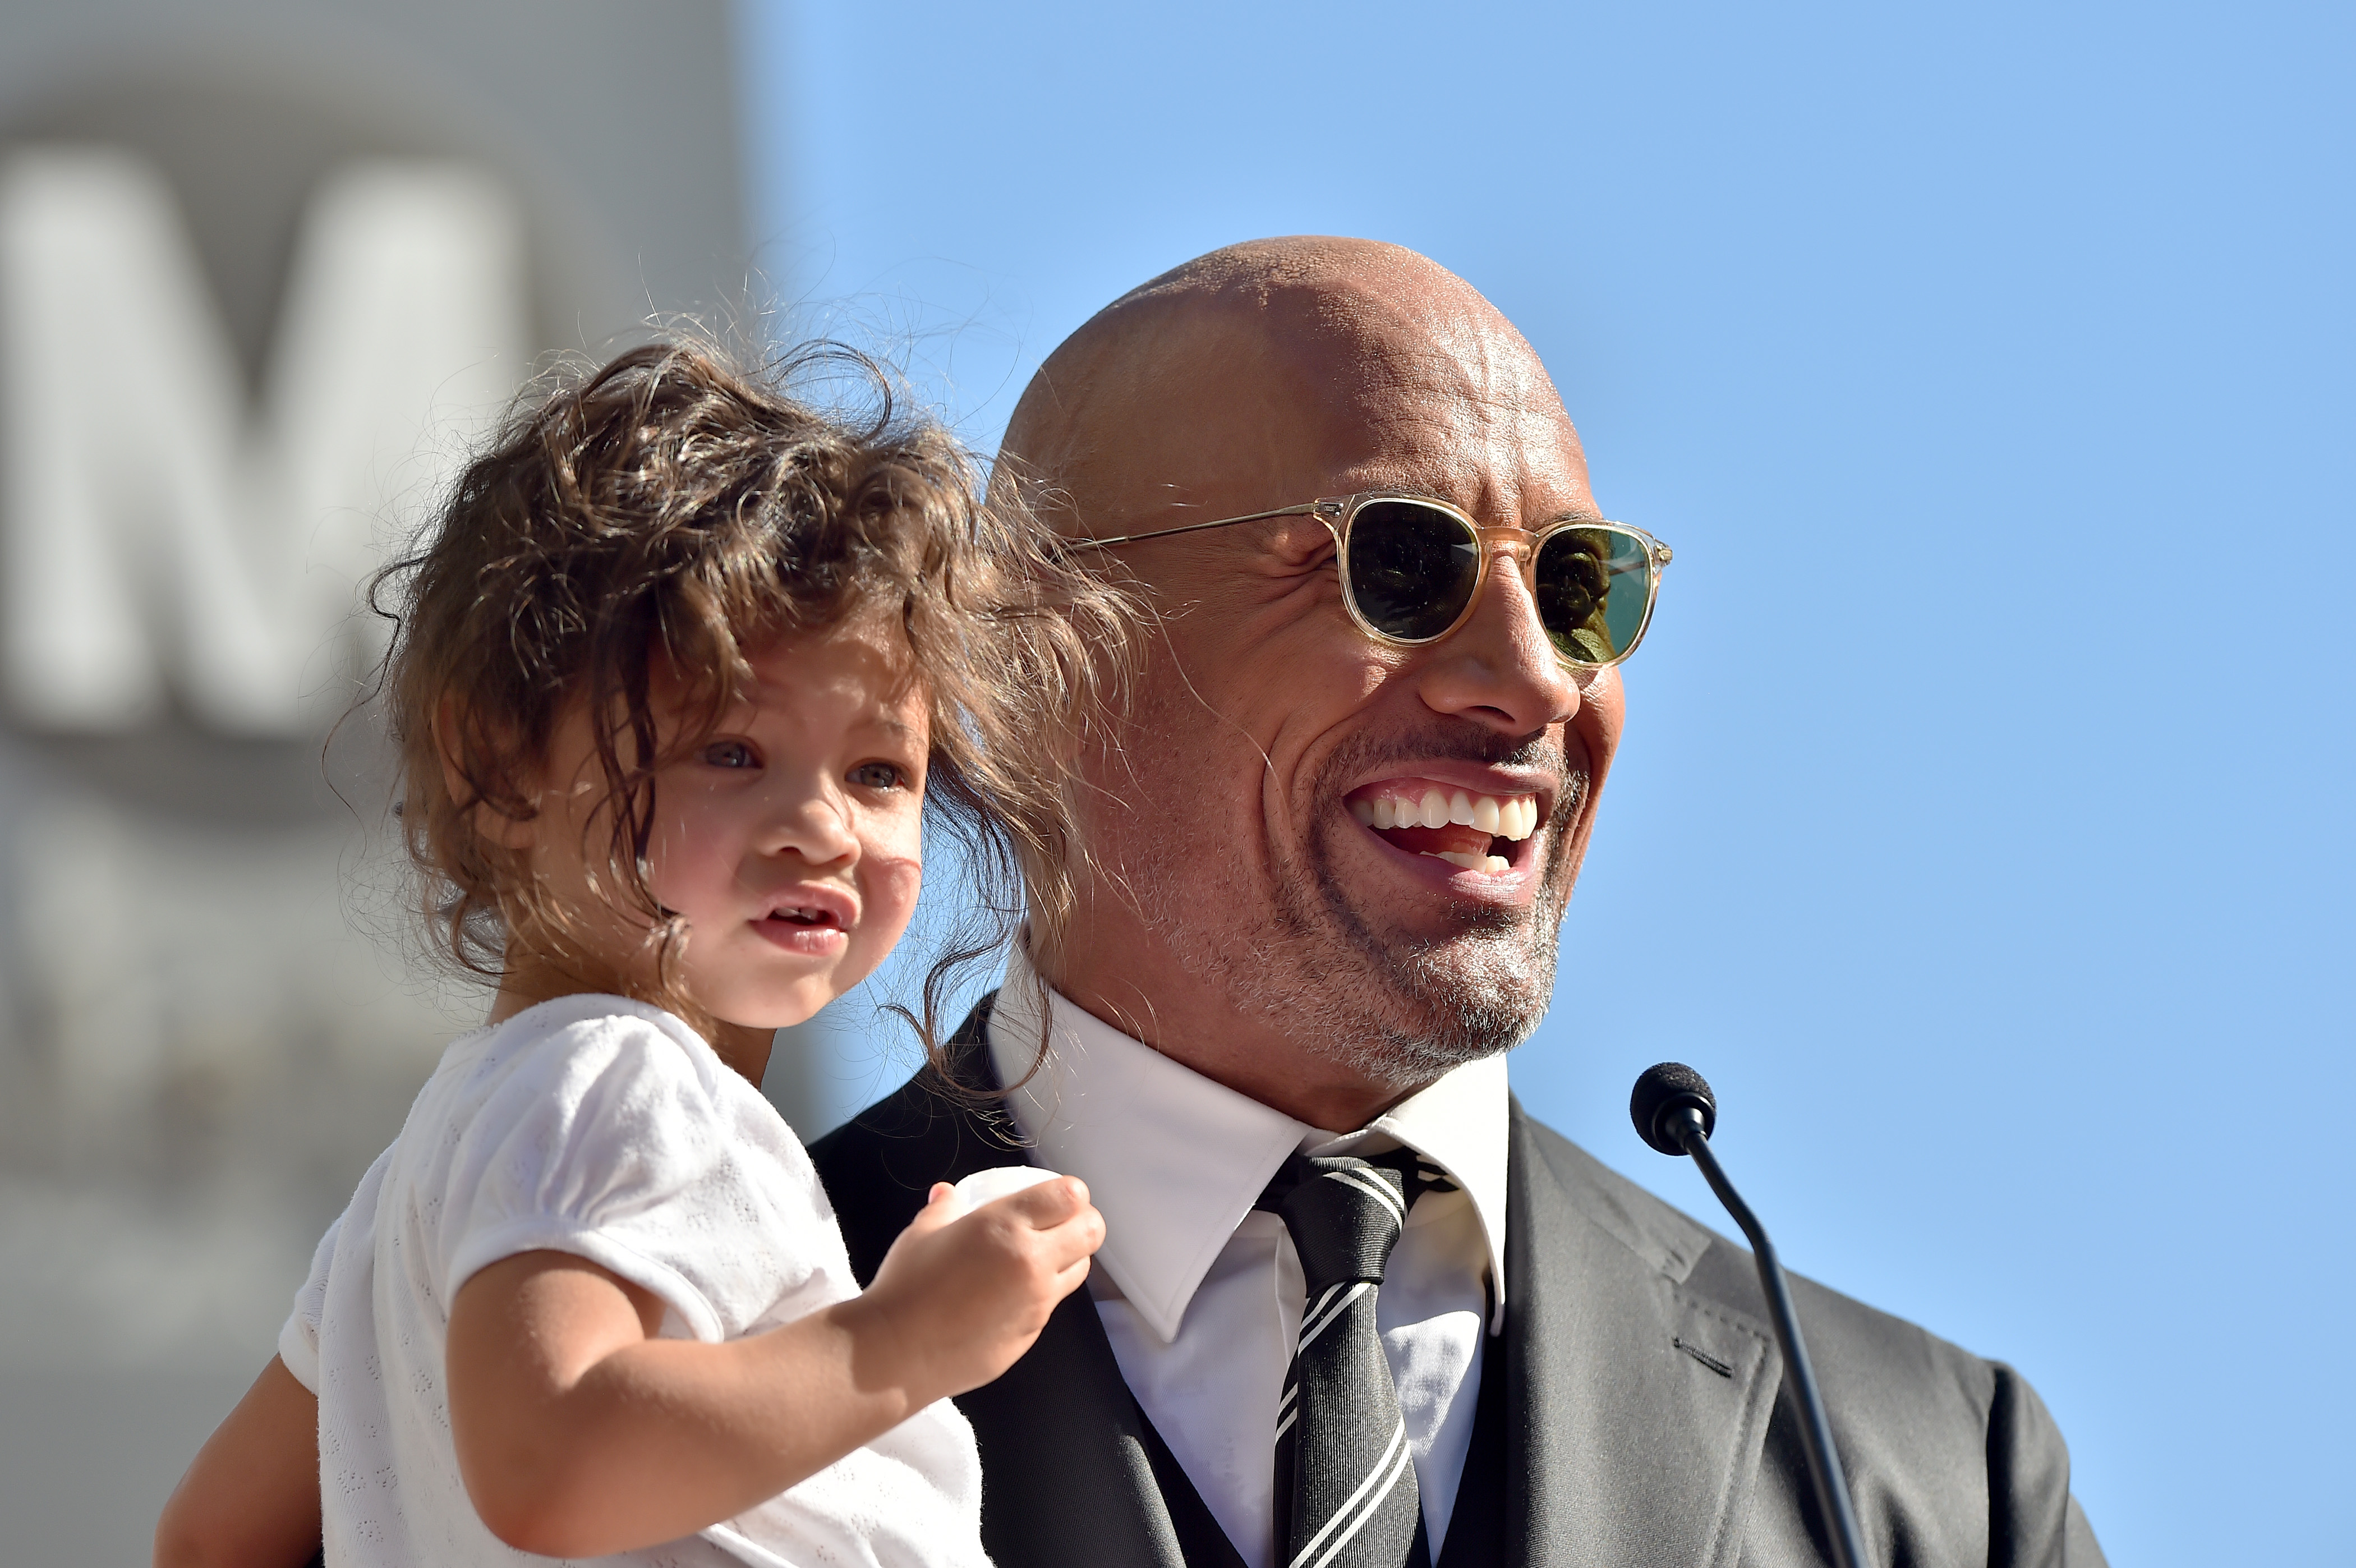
[767,788,860,867]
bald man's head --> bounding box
[1001,237,1586,537]
[1018,237,1622,1126]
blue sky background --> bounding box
[736,3,2353,1561]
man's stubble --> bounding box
[1113,725,1586,1104]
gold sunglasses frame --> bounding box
[1074,490,1674,669]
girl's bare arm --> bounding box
[153,1357,322,1568]
[445,1176,1101,1558]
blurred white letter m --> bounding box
[0,149,525,734]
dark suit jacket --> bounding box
[812,1001,2106,1568]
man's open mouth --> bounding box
[1345,780,1540,874]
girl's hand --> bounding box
[848,1177,1104,1406]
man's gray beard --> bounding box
[1125,746,1585,1101]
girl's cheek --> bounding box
[862,848,924,929]
[637,802,700,872]
[867,797,926,862]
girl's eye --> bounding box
[849,762,907,791]
[703,740,758,769]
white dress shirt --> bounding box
[987,955,1508,1568]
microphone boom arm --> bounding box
[1662,1102,1872,1568]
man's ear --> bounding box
[435,699,539,853]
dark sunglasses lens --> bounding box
[1534,527,1654,664]
[1343,501,1480,641]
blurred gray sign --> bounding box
[0,6,747,1560]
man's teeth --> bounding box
[1348,789,1540,840]
[1433,850,1513,873]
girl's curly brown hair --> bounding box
[372,335,1125,1070]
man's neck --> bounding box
[1043,963,1437,1132]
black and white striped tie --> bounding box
[1260,1151,1426,1568]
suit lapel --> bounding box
[960,1284,1190,1568]
[1504,1101,1780,1568]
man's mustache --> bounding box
[1318,724,1575,787]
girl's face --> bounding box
[523,616,929,1033]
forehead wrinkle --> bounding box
[1308,278,1587,523]
[1320,374,1585,531]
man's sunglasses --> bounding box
[1074,491,1673,669]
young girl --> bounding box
[153,339,1120,1567]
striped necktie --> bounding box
[1259,1151,1427,1568]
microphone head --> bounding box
[1630,1062,1718,1156]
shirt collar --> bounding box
[987,949,1510,1343]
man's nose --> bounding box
[1411,549,1577,733]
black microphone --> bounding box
[1631,1063,1871,1568]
